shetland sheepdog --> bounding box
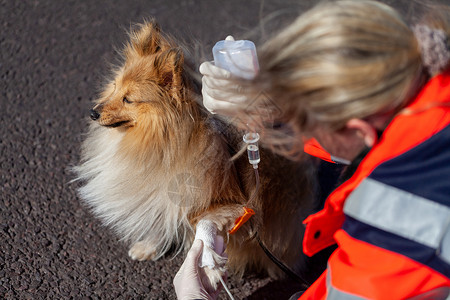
[74,21,314,285]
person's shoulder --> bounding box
[369,124,450,206]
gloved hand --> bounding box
[200,35,251,116]
[173,239,225,300]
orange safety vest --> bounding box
[300,71,450,299]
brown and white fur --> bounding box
[74,21,315,285]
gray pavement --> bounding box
[1,0,416,299]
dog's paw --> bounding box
[128,241,156,261]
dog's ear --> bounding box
[126,20,163,57]
[154,48,184,101]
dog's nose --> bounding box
[90,109,100,121]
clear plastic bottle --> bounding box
[212,39,259,80]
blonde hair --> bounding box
[240,0,449,158]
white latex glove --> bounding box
[173,239,225,300]
[200,35,250,116]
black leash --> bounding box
[256,233,311,286]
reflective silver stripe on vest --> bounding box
[344,178,450,263]
[407,287,450,299]
[326,268,366,299]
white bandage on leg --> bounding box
[194,219,226,269]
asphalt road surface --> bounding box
[1,0,416,299]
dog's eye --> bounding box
[123,97,132,104]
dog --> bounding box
[74,20,315,286]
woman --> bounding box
[174,1,450,299]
